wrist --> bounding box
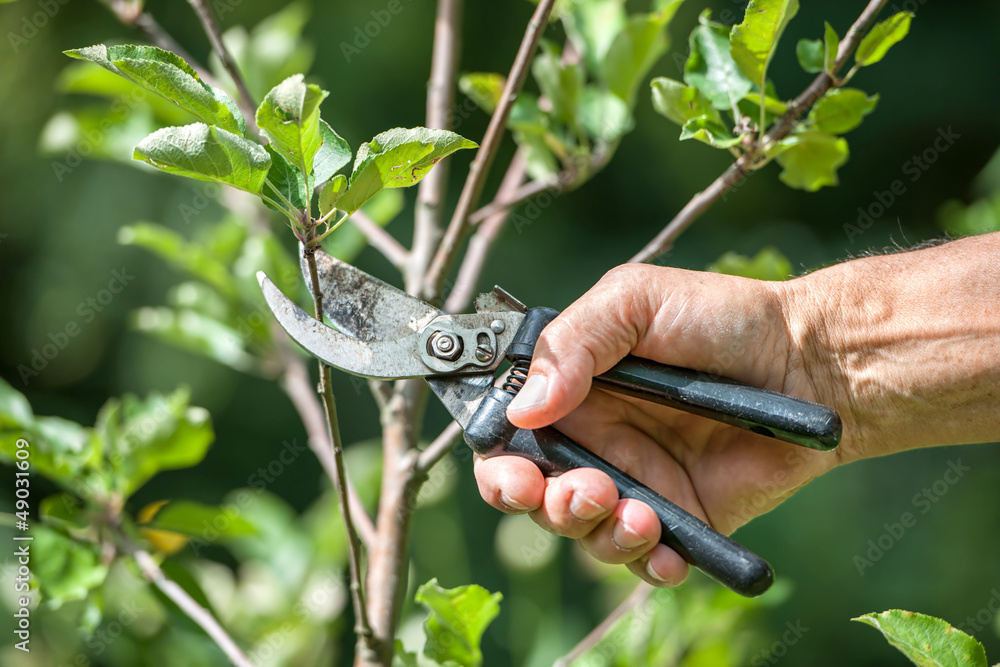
[778,235,1000,463]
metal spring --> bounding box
[501,357,529,396]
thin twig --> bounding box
[554,583,653,667]
[423,0,557,301]
[303,228,377,656]
[130,547,253,667]
[276,334,377,549]
[351,210,410,270]
[467,172,560,225]
[415,420,464,473]
[630,0,889,263]
[187,0,258,132]
[445,149,528,313]
[410,0,464,293]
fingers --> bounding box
[473,455,545,513]
[507,265,658,430]
[473,455,689,587]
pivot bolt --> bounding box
[429,331,462,361]
[475,344,494,363]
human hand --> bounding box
[473,264,841,587]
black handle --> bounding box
[464,388,774,597]
[594,356,841,451]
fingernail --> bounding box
[612,519,648,551]
[569,492,608,522]
[499,492,530,512]
[646,560,670,584]
[508,374,548,414]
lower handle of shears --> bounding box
[464,387,774,598]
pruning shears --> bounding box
[257,250,841,598]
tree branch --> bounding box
[445,149,528,313]
[187,0,258,132]
[351,210,410,271]
[303,229,377,658]
[276,335,377,549]
[130,547,253,667]
[422,0,557,301]
[410,0,463,293]
[554,583,653,667]
[467,170,559,225]
[415,420,464,473]
[630,0,889,263]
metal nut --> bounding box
[428,331,462,361]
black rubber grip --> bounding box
[594,356,842,451]
[464,388,774,597]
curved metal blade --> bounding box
[302,248,441,341]
[259,271,432,379]
[427,375,495,429]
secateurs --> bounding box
[257,250,842,597]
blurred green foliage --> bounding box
[2,0,1000,665]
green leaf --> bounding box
[853,609,988,667]
[0,376,33,429]
[730,0,800,85]
[64,44,244,135]
[578,87,633,142]
[742,91,788,115]
[262,146,310,211]
[650,77,720,126]
[131,307,258,373]
[318,174,348,218]
[855,12,913,67]
[796,38,824,74]
[684,11,753,111]
[338,127,477,213]
[0,380,99,489]
[532,42,584,126]
[140,500,256,538]
[808,89,878,134]
[680,116,741,148]
[823,22,840,73]
[774,129,849,191]
[312,120,351,186]
[415,578,502,667]
[458,72,506,114]
[133,123,271,194]
[255,74,329,175]
[561,0,627,76]
[32,527,108,610]
[601,6,680,103]
[118,222,235,297]
[40,493,90,532]
[99,388,215,496]
[709,247,793,280]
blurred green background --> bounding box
[2,0,1000,665]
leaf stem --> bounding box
[302,226,378,658]
[554,583,653,667]
[422,0,557,302]
[630,0,889,262]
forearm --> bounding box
[782,232,1000,462]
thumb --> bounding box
[506,265,655,429]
